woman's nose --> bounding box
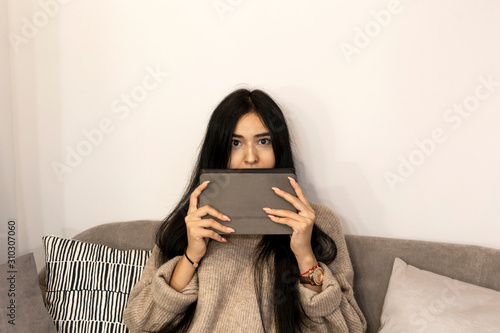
[244,146,258,164]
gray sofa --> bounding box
[38,220,500,333]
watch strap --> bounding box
[299,274,313,284]
[299,265,324,286]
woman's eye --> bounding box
[231,140,240,147]
[259,138,271,145]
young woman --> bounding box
[124,89,366,333]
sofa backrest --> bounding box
[38,221,500,333]
[345,234,500,333]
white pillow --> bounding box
[379,257,500,333]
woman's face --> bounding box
[227,112,276,169]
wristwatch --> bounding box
[299,265,324,286]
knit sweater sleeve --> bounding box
[297,203,367,333]
[123,246,199,333]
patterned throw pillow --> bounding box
[42,235,151,333]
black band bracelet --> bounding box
[184,251,199,268]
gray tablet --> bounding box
[199,169,297,234]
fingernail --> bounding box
[268,215,275,219]
[221,237,227,242]
[272,187,280,192]
[223,215,230,221]
[263,207,271,211]
[226,227,235,232]
[203,180,210,185]
[288,177,295,183]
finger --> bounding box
[266,214,301,230]
[287,177,313,210]
[189,218,235,233]
[267,214,314,237]
[271,187,306,212]
[198,228,227,243]
[191,205,231,222]
[188,181,210,214]
[262,207,311,222]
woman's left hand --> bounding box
[263,177,316,259]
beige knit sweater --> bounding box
[123,203,367,332]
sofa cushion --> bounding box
[345,235,500,333]
[378,257,500,332]
[0,253,57,333]
[42,235,151,333]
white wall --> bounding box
[4,0,500,269]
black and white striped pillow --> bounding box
[42,235,151,333]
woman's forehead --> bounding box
[233,113,269,136]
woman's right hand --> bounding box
[184,180,235,262]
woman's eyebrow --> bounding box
[232,132,271,138]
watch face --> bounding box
[313,267,324,285]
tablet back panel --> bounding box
[199,169,296,234]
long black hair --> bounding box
[154,88,337,333]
